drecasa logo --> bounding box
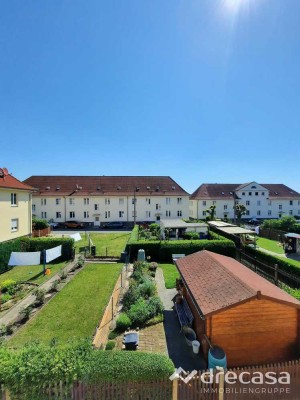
[170,366,291,385]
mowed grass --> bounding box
[9,263,122,347]
[0,261,68,286]
[256,237,285,254]
[75,233,130,256]
[159,264,180,289]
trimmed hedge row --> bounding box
[126,239,236,262]
[0,341,174,398]
[245,246,300,278]
[0,237,75,273]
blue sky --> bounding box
[1,0,299,194]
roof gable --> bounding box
[176,251,300,317]
[0,172,35,191]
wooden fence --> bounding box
[92,264,128,348]
[2,360,300,400]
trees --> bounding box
[234,204,247,226]
[205,205,216,221]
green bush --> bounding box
[138,279,156,299]
[105,340,116,350]
[116,313,132,331]
[1,293,12,304]
[32,218,49,230]
[145,313,164,327]
[126,241,161,262]
[147,296,164,319]
[183,231,199,240]
[0,238,23,273]
[0,279,17,294]
[108,330,119,340]
[122,285,140,311]
[127,298,149,327]
[33,288,46,305]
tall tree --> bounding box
[234,204,247,226]
[205,205,216,221]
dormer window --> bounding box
[146,186,151,190]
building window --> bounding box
[10,193,17,206]
[166,210,171,217]
[105,211,110,218]
[146,198,151,205]
[298,210,300,215]
[56,212,61,219]
[32,204,36,212]
[177,198,182,204]
[290,200,293,206]
[156,204,161,210]
[212,201,216,205]
[94,204,99,211]
[41,212,47,218]
[41,198,46,206]
[279,213,282,218]
[248,192,252,196]
[257,210,261,216]
[289,210,293,216]
[242,192,245,196]
[246,210,250,216]
[70,211,75,218]
[84,211,89,218]
[11,218,18,232]
[298,201,300,206]
[224,205,228,210]
[257,200,261,206]
[246,201,250,206]
[146,211,151,218]
[255,192,258,196]
[166,197,171,205]
[279,205,282,210]
[177,210,182,217]
[202,211,206,216]
[69,198,75,205]
[262,192,265,196]
[202,201,206,206]
[268,200,272,206]
[56,198,61,205]
[105,198,110,205]
[84,198,89,205]
[119,211,124,218]
[268,210,272,216]
[119,198,124,205]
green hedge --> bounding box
[245,246,300,278]
[126,239,235,262]
[0,238,74,273]
[128,225,139,243]
[0,341,174,398]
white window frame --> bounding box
[56,198,61,205]
[11,193,17,206]
[56,211,62,219]
[11,218,18,232]
[70,211,75,218]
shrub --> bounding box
[108,330,119,340]
[183,232,199,240]
[126,241,161,262]
[149,262,158,271]
[147,296,164,319]
[145,313,164,327]
[59,270,68,280]
[138,279,156,299]
[105,341,116,351]
[33,288,46,305]
[127,298,149,327]
[19,306,33,321]
[32,218,49,230]
[50,279,60,293]
[0,279,17,294]
[1,293,12,304]
[116,313,132,332]
[122,285,140,311]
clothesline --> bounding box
[8,245,62,266]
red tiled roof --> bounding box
[23,176,189,196]
[0,173,35,191]
[190,183,300,200]
[176,250,300,317]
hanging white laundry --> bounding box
[46,245,62,263]
[8,251,41,266]
[70,233,81,242]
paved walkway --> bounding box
[155,268,206,371]
[0,256,79,327]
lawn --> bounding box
[0,261,68,286]
[256,237,285,254]
[159,264,180,289]
[74,232,130,256]
[9,263,122,346]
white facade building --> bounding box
[23,176,190,226]
[190,182,300,221]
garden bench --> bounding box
[172,254,185,262]
[174,297,194,331]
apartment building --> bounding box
[0,168,34,242]
[23,176,190,225]
[190,182,300,220]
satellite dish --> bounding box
[3,168,8,176]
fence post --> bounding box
[218,368,225,400]
[172,378,178,400]
[274,264,278,286]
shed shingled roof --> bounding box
[176,250,300,317]
[23,176,189,196]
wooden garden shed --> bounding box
[176,250,300,367]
